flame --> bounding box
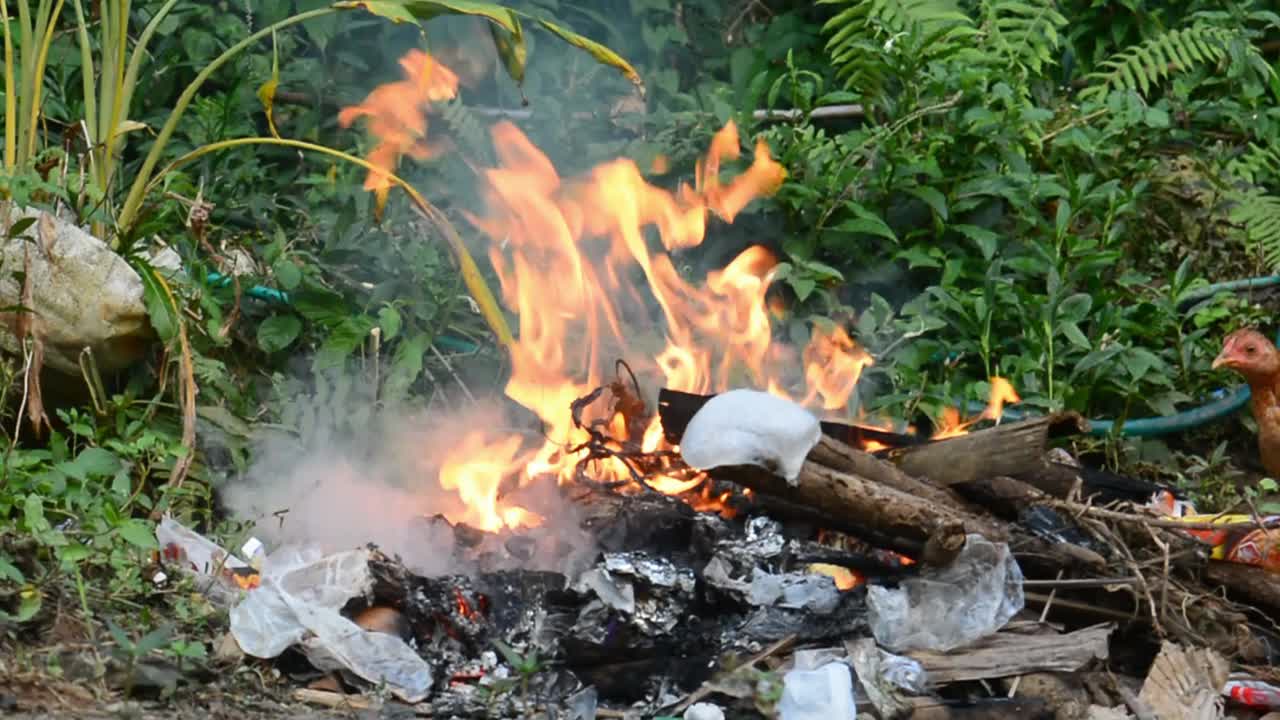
[933,376,1022,439]
[340,50,1016,534]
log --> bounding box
[809,435,978,514]
[885,413,1088,487]
[709,461,1106,572]
[905,623,1114,684]
[1206,560,1280,612]
[709,460,1011,548]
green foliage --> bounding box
[1080,25,1243,101]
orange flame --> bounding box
[933,376,1022,439]
[339,50,1017,533]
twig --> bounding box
[666,634,796,715]
[1145,524,1171,628]
[2,338,34,483]
[1010,569,1065,698]
[431,344,477,404]
[1049,498,1279,531]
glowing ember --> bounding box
[808,563,862,591]
[340,50,1021,532]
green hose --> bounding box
[966,276,1280,437]
[205,267,1278,437]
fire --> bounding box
[933,376,1022,439]
[340,50,1019,532]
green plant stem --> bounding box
[146,137,515,350]
[1,0,16,169]
[115,6,340,237]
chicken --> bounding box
[1213,328,1280,479]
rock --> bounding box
[0,203,158,375]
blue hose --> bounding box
[203,271,482,354]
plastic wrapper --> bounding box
[155,516,259,606]
[229,547,433,702]
[749,570,841,615]
[684,702,726,720]
[1150,491,1280,572]
[679,389,821,484]
[866,534,1024,652]
[777,661,857,720]
[878,649,928,694]
[1223,676,1280,710]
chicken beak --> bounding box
[1212,352,1233,370]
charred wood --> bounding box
[884,413,1088,488]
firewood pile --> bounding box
[186,380,1280,720]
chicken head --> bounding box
[1213,328,1280,384]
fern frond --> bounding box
[979,0,1068,77]
[1227,142,1280,186]
[1079,25,1237,102]
[818,0,974,93]
[1231,190,1280,269]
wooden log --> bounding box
[885,413,1088,487]
[904,623,1114,685]
[709,460,1011,547]
[809,435,978,514]
[709,461,1106,571]
[1206,560,1280,612]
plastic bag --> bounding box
[229,547,433,702]
[777,661,857,720]
[679,389,821,484]
[866,534,1024,652]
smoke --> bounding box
[219,383,599,578]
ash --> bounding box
[356,490,874,717]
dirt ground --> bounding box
[0,649,420,720]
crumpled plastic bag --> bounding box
[679,389,821,484]
[229,547,433,702]
[155,516,258,607]
[866,534,1024,652]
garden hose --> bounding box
[963,276,1280,437]
[205,269,1280,437]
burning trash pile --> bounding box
[158,49,1280,719]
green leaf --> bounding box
[339,0,517,30]
[953,224,1000,260]
[0,554,24,584]
[1058,320,1091,349]
[0,586,42,623]
[135,260,180,343]
[272,257,302,291]
[378,306,403,341]
[258,315,303,353]
[532,18,643,92]
[1058,293,1093,323]
[1144,107,1170,128]
[135,625,174,655]
[6,217,37,240]
[489,14,527,87]
[834,216,897,243]
[315,317,375,369]
[383,331,431,400]
[61,447,123,481]
[257,29,282,139]
[117,519,159,550]
[906,186,948,220]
